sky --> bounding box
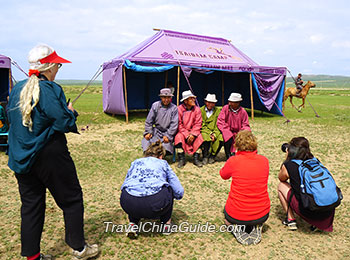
[1,0,350,80]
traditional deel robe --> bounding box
[141,101,178,153]
[174,104,203,155]
[200,105,223,155]
[217,105,251,153]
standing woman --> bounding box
[7,45,98,260]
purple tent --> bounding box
[0,54,12,102]
[102,30,287,121]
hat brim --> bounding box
[228,98,242,102]
[159,94,174,97]
[204,98,217,103]
[39,51,71,64]
[181,95,196,102]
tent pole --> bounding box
[165,71,168,88]
[282,75,286,113]
[249,73,254,120]
[123,66,129,123]
[221,72,224,106]
[9,68,13,93]
[177,66,180,106]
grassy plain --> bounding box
[0,84,349,259]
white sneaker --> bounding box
[126,222,138,239]
[39,254,52,260]
[71,244,99,260]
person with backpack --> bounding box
[277,137,342,232]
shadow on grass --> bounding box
[273,204,332,235]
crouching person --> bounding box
[277,137,338,232]
[220,130,270,245]
[120,141,184,238]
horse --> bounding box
[283,81,316,111]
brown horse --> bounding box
[283,81,316,111]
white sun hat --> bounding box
[180,90,196,102]
[228,93,242,102]
[204,93,217,103]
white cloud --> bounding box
[1,0,350,79]
[331,41,350,48]
[263,49,274,55]
[310,34,325,44]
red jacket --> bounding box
[220,150,270,221]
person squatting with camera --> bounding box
[277,137,342,231]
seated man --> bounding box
[175,90,204,168]
[295,73,304,95]
[217,93,251,160]
[141,88,178,155]
[200,94,223,165]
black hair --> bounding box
[286,137,313,161]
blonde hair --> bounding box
[19,44,56,131]
[235,130,258,152]
[144,140,166,158]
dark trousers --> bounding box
[224,137,233,159]
[120,186,174,224]
[224,208,269,233]
[15,133,85,256]
[202,141,223,158]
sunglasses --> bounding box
[57,63,62,69]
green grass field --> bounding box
[0,83,349,259]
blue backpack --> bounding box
[292,157,343,212]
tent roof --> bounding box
[0,54,11,69]
[104,30,286,75]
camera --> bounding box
[281,143,289,153]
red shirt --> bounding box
[220,150,270,221]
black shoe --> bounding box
[202,157,209,165]
[282,218,297,231]
[208,155,215,164]
[193,153,203,167]
[177,153,186,168]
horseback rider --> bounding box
[295,73,304,95]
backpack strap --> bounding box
[291,159,303,166]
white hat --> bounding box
[180,90,196,102]
[204,93,217,103]
[228,93,242,102]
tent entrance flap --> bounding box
[0,68,10,102]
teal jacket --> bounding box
[7,79,77,174]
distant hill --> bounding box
[286,75,350,88]
[56,79,102,85]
